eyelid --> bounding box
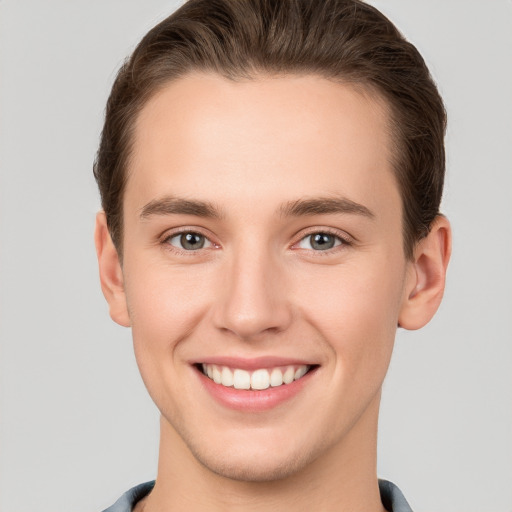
[159,226,220,253]
[158,225,353,254]
[291,227,354,251]
[168,232,213,249]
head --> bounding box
[94,0,451,487]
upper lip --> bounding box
[192,356,317,371]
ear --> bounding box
[94,211,131,327]
[398,215,452,330]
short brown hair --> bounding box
[94,0,446,259]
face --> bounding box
[116,73,412,481]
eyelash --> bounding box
[161,228,218,255]
[160,228,352,255]
[292,229,352,254]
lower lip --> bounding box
[196,367,316,412]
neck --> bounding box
[141,394,386,512]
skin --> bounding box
[95,73,451,511]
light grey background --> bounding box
[0,1,511,511]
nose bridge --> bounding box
[214,238,291,339]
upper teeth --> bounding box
[202,364,310,390]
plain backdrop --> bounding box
[1,1,511,511]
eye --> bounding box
[166,232,213,251]
[297,232,344,251]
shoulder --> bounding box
[101,481,155,512]
[379,479,414,512]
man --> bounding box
[94,1,451,510]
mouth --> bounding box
[192,357,319,411]
[198,363,313,391]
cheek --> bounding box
[122,259,217,412]
[123,258,214,358]
[293,256,405,375]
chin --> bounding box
[193,448,312,483]
[183,429,322,483]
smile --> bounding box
[201,364,311,390]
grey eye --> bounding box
[298,233,342,251]
[168,232,211,250]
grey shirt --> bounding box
[102,479,413,511]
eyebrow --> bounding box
[278,196,375,219]
[139,196,224,220]
[139,195,374,221]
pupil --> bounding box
[311,233,334,250]
[181,233,204,250]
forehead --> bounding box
[126,73,397,218]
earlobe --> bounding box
[94,212,131,327]
[398,216,452,330]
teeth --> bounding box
[270,368,283,387]
[202,364,310,390]
[212,366,222,384]
[221,366,234,387]
[251,369,270,390]
[295,366,308,380]
[283,366,295,384]
[233,369,251,390]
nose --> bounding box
[213,243,293,340]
